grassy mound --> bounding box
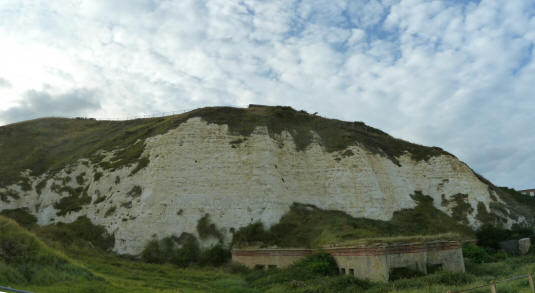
[0,106,450,188]
[0,215,95,286]
[0,208,114,251]
[233,191,473,248]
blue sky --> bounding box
[0,0,534,189]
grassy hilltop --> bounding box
[0,105,448,188]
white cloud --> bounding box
[0,0,533,189]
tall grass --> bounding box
[0,215,95,286]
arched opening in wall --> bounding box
[389,267,425,281]
[427,263,443,274]
[268,265,277,269]
[254,264,265,270]
[349,268,354,276]
[340,268,346,275]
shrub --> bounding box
[463,243,493,263]
[197,214,223,242]
[0,208,37,229]
[200,244,231,266]
[223,262,249,274]
[476,224,534,250]
[245,252,339,287]
[232,221,273,247]
[93,172,103,181]
[141,234,203,267]
[36,216,115,251]
[171,237,200,267]
[141,239,166,264]
[53,186,91,216]
[127,185,142,198]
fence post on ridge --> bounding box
[529,272,535,293]
[489,280,497,293]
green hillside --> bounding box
[0,105,449,188]
[0,215,95,286]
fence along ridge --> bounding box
[69,104,251,121]
[448,272,535,293]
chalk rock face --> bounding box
[0,115,525,255]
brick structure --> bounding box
[232,241,465,282]
[519,189,535,197]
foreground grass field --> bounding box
[5,245,535,293]
[2,214,535,293]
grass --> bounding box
[0,215,96,286]
[0,106,451,188]
[233,191,474,248]
[34,216,115,251]
[2,212,535,293]
[0,208,37,229]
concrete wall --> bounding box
[232,241,465,282]
[232,249,312,270]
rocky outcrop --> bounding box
[0,110,528,255]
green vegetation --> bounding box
[53,185,91,216]
[75,172,86,185]
[1,209,115,251]
[1,211,535,292]
[35,216,115,251]
[127,185,142,198]
[141,234,230,267]
[130,157,150,176]
[442,193,474,224]
[233,191,473,248]
[93,171,103,181]
[462,243,494,264]
[492,186,535,225]
[0,215,96,286]
[197,213,224,242]
[93,194,107,204]
[0,106,450,189]
[104,206,116,217]
[35,179,47,194]
[195,106,449,164]
[0,189,19,202]
[0,208,37,229]
[475,224,533,250]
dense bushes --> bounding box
[141,234,230,267]
[36,216,115,251]
[476,224,533,250]
[462,243,493,263]
[0,208,37,229]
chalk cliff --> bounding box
[0,106,530,254]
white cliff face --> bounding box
[0,117,513,254]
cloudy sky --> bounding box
[0,0,533,189]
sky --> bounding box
[0,0,533,189]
